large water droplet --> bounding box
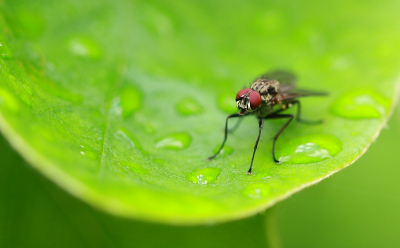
[187,167,221,184]
[242,183,270,198]
[278,134,342,164]
[330,90,389,119]
[175,97,203,116]
[155,133,191,150]
[68,36,102,59]
[120,85,142,118]
[217,93,237,113]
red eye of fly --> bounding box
[249,91,261,109]
[236,88,252,100]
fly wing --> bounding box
[257,70,327,100]
[257,70,297,88]
[278,88,328,101]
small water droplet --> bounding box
[68,36,102,59]
[79,144,99,160]
[217,93,237,113]
[119,161,148,175]
[242,183,270,198]
[155,133,191,150]
[331,90,389,119]
[278,134,342,164]
[120,85,142,118]
[187,167,221,184]
[175,97,203,116]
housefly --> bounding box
[207,71,327,174]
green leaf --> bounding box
[0,0,399,225]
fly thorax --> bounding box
[251,79,280,101]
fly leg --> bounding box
[207,113,242,161]
[228,117,244,133]
[247,118,264,175]
[264,114,294,163]
[292,100,323,124]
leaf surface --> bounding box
[0,0,399,224]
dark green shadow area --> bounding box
[276,105,400,248]
[0,133,268,248]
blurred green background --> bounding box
[1,107,399,248]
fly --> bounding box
[207,71,327,174]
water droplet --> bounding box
[68,36,102,59]
[175,97,203,116]
[117,128,146,154]
[278,134,342,164]
[0,87,20,112]
[212,145,233,156]
[242,183,270,198]
[217,93,237,113]
[187,167,221,184]
[120,85,142,118]
[155,133,191,150]
[331,90,389,119]
[79,144,99,160]
[119,161,148,175]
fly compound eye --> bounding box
[249,91,261,109]
[236,88,252,100]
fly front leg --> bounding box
[264,114,294,163]
[207,113,242,161]
[247,118,264,175]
